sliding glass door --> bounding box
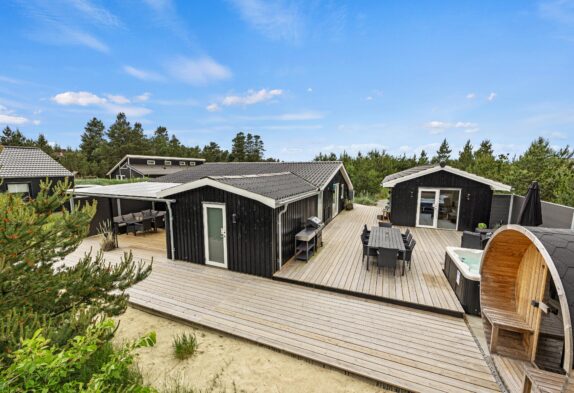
[417,188,461,230]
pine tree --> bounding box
[1,126,31,146]
[202,142,228,162]
[151,126,169,156]
[0,180,151,360]
[35,133,53,155]
[230,132,246,161]
[80,118,106,162]
[433,139,451,164]
[418,150,429,165]
[457,140,474,170]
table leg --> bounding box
[366,247,369,271]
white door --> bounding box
[332,183,340,217]
[203,203,228,268]
[416,189,439,228]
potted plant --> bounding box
[477,223,487,229]
[345,199,354,210]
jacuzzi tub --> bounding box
[443,246,483,315]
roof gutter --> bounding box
[275,190,320,208]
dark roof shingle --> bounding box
[0,146,73,178]
[151,161,343,189]
[382,165,435,183]
[210,172,317,202]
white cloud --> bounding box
[466,93,476,99]
[228,0,302,42]
[539,0,574,25]
[307,87,313,92]
[52,91,107,106]
[134,92,152,102]
[59,27,109,53]
[206,103,221,112]
[68,0,122,27]
[167,56,231,85]
[487,92,497,101]
[106,94,130,104]
[268,111,323,121]
[123,65,164,81]
[51,91,151,116]
[321,143,387,153]
[549,131,568,139]
[222,89,283,106]
[424,120,479,134]
[32,120,41,125]
[0,114,29,125]
[365,96,373,101]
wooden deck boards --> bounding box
[65,238,499,393]
[274,205,465,315]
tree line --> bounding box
[316,138,574,207]
[1,112,275,178]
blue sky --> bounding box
[0,0,573,160]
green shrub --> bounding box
[0,319,156,393]
[172,333,198,360]
[353,192,378,206]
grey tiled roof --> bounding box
[151,161,343,189]
[210,172,317,202]
[382,165,435,183]
[0,146,73,178]
[128,164,190,176]
[526,226,574,343]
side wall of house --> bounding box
[389,171,493,231]
[322,170,351,223]
[278,195,318,265]
[168,186,276,277]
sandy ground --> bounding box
[115,307,391,393]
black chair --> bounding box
[135,217,153,234]
[401,228,411,240]
[363,224,371,235]
[399,239,417,271]
[361,235,377,267]
[461,231,483,250]
[403,232,413,246]
[378,222,393,228]
[377,248,399,275]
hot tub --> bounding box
[443,246,482,315]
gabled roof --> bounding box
[0,146,73,178]
[151,161,353,191]
[157,172,319,206]
[381,164,511,191]
[106,154,205,176]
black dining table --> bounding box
[367,227,406,273]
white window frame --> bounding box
[7,183,30,196]
[147,160,156,165]
[115,174,125,180]
[164,160,172,166]
[415,187,461,230]
[340,183,345,200]
[202,202,228,269]
[179,161,187,166]
[189,162,196,166]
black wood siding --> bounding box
[322,170,350,223]
[168,186,276,277]
[389,171,493,231]
[278,195,318,264]
[0,176,73,199]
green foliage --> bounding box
[172,333,198,360]
[0,320,156,393]
[477,223,487,229]
[97,220,116,251]
[353,192,378,206]
[0,180,152,360]
[75,177,149,186]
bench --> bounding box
[482,308,534,355]
[522,366,566,393]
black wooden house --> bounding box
[73,162,353,278]
[382,164,511,231]
[106,154,205,179]
[0,146,73,198]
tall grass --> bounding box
[172,333,198,360]
[75,177,149,186]
[353,192,378,206]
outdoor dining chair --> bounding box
[360,235,377,266]
[378,222,393,228]
[399,239,417,271]
[377,248,399,275]
[403,231,413,246]
[401,228,411,240]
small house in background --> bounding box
[382,164,511,231]
[106,154,205,180]
[0,145,73,198]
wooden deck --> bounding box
[66,237,500,393]
[274,205,465,315]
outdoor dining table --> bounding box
[367,227,406,274]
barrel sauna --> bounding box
[480,225,574,392]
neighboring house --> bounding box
[0,146,74,198]
[72,161,353,277]
[106,154,205,179]
[382,163,511,231]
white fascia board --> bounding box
[321,163,354,191]
[157,178,278,208]
[381,165,511,191]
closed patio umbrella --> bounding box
[518,181,543,226]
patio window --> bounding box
[147,160,155,165]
